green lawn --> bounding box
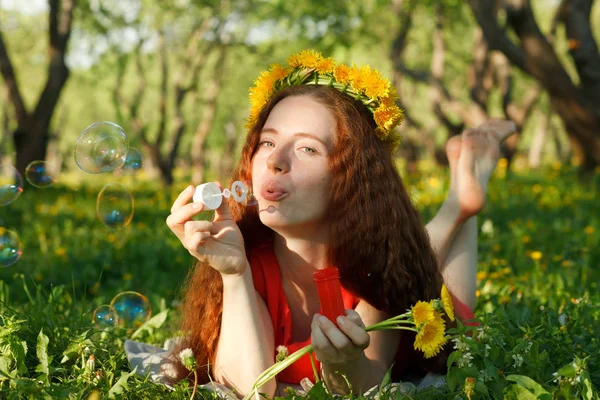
[0,164,598,399]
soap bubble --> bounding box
[25,161,57,188]
[92,305,119,328]
[0,165,23,206]
[96,183,134,229]
[0,227,22,267]
[244,180,258,207]
[74,122,128,174]
[123,147,142,173]
[110,291,151,329]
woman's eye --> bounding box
[301,147,317,154]
[259,140,274,147]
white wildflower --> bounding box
[523,341,533,354]
[276,345,289,362]
[179,348,197,371]
[512,354,524,369]
[558,314,567,326]
[481,219,494,236]
[484,344,492,357]
[476,327,486,341]
[457,352,474,368]
[86,354,96,372]
[452,337,469,352]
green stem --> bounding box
[190,370,198,400]
[308,351,320,383]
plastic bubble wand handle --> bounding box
[192,181,248,210]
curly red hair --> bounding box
[169,85,448,384]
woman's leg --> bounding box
[426,120,516,309]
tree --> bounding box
[0,0,76,174]
[469,0,600,171]
[386,0,542,168]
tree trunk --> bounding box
[469,0,600,171]
[527,109,549,168]
[0,0,75,175]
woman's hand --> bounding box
[166,184,247,276]
[310,310,370,366]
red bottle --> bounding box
[313,267,345,326]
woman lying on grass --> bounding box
[165,50,516,397]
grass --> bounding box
[0,162,599,399]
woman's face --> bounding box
[251,95,336,234]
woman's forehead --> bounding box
[263,96,336,144]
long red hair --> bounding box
[169,85,447,383]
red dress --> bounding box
[249,241,476,385]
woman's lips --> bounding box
[260,188,288,201]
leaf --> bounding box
[107,366,137,399]
[446,350,461,368]
[581,371,596,400]
[131,310,169,339]
[35,328,50,385]
[505,375,551,398]
[376,363,394,398]
[504,384,537,400]
[557,361,577,378]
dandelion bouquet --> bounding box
[242,285,456,400]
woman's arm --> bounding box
[213,263,276,396]
[319,301,399,394]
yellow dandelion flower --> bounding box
[348,65,365,93]
[268,63,289,82]
[530,251,542,261]
[412,301,435,327]
[287,49,322,69]
[333,63,352,84]
[55,247,67,257]
[497,158,508,169]
[360,66,390,99]
[315,57,335,74]
[413,316,447,358]
[584,226,594,234]
[441,285,455,322]
[373,106,404,135]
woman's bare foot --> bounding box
[446,119,516,223]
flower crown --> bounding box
[246,49,404,150]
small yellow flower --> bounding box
[561,260,574,268]
[532,184,543,194]
[521,235,531,244]
[287,49,322,69]
[55,247,67,258]
[584,226,594,235]
[333,63,352,84]
[412,301,435,327]
[530,251,542,261]
[315,57,335,74]
[413,316,447,358]
[497,158,508,169]
[373,106,404,137]
[123,273,133,281]
[359,65,390,99]
[476,289,481,298]
[441,285,455,322]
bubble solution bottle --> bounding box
[313,267,345,327]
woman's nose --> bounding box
[266,148,290,173]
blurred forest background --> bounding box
[1,0,599,185]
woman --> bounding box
[165,50,515,397]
